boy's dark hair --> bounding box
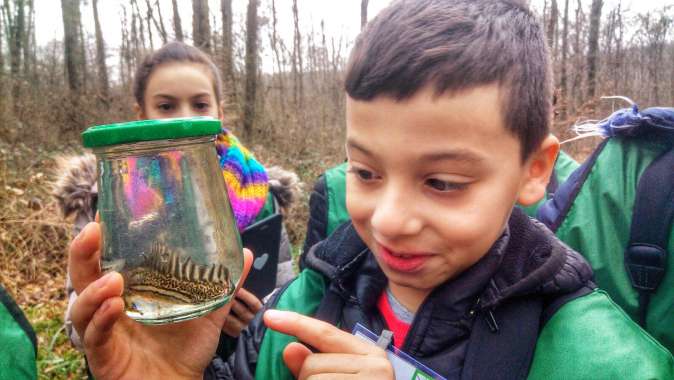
[345,0,551,160]
[133,41,222,108]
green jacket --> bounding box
[548,136,674,353]
[0,284,37,380]
[212,209,673,380]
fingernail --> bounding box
[99,299,111,313]
[265,309,289,323]
[75,222,93,243]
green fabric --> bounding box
[519,150,579,217]
[255,269,327,380]
[529,290,673,379]
[0,293,37,380]
[254,192,277,222]
[325,162,350,236]
[554,136,674,354]
[253,272,672,379]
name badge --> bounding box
[352,323,447,380]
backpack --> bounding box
[538,105,674,353]
[0,283,37,379]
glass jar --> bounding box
[82,117,242,324]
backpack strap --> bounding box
[624,146,674,326]
[537,139,610,232]
[462,297,542,380]
[462,286,594,380]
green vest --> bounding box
[552,136,674,353]
[253,269,673,380]
[323,150,580,235]
[0,284,37,380]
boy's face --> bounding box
[345,84,557,307]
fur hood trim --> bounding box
[51,154,302,220]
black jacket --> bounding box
[206,208,595,379]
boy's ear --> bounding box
[133,103,144,120]
[517,134,560,206]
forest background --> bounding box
[0,0,673,378]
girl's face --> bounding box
[137,62,221,120]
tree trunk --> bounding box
[269,0,286,111]
[586,0,603,100]
[61,0,84,131]
[192,0,211,53]
[21,0,33,79]
[546,0,558,56]
[152,0,167,44]
[570,0,583,113]
[5,0,25,114]
[171,0,183,41]
[61,0,83,92]
[292,0,303,108]
[361,0,369,30]
[132,0,146,51]
[0,7,4,74]
[243,0,259,138]
[78,6,87,90]
[221,0,233,82]
[145,0,154,50]
[92,0,109,99]
[559,0,569,120]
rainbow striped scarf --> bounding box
[215,129,269,231]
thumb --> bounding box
[283,342,312,378]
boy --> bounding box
[70,1,672,379]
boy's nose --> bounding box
[370,186,423,239]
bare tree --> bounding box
[547,0,558,56]
[0,8,4,74]
[145,0,154,50]
[570,0,583,113]
[559,0,569,119]
[92,0,109,99]
[221,0,233,82]
[21,0,33,80]
[586,0,603,100]
[292,0,303,108]
[192,0,211,53]
[361,0,369,30]
[171,0,183,41]
[3,0,26,112]
[61,0,84,130]
[243,0,259,138]
[151,0,167,44]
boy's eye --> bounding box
[425,178,466,192]
[347,167,377,181]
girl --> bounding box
[54,41,300,347]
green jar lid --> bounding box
[82,117,222,148]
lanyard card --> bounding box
[352,323,447,380]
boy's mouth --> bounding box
[378,245,432,273]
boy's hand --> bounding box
[222,288,263,337]
[69,222,253,380]
[264,310,394,380]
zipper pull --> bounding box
[485,310,499,333]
